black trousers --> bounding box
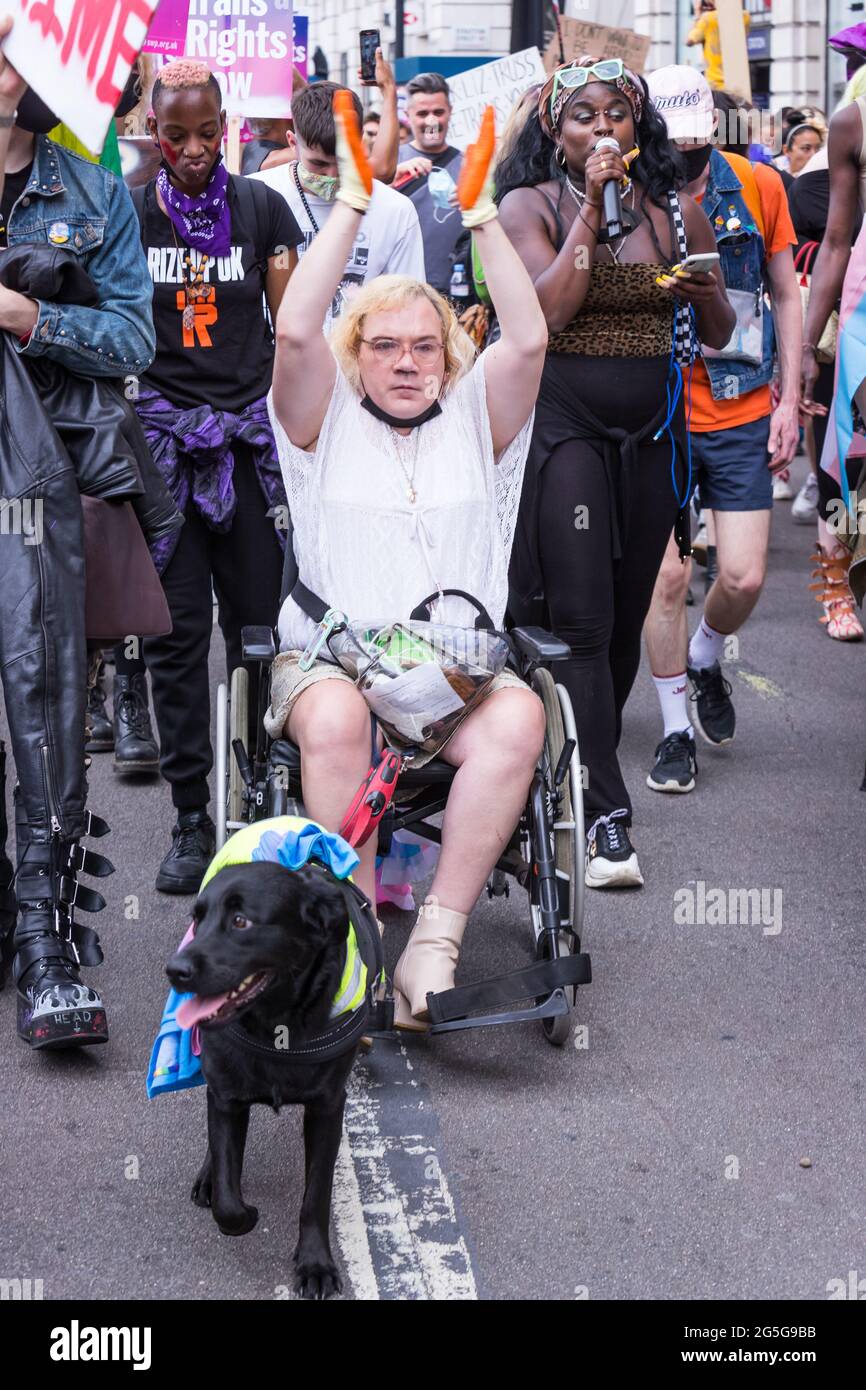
[143,446,283,813]
[533,358,681,826]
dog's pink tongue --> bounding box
[177,993,228,1030]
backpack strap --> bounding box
[228,172,274,266]
[130,182,146,249]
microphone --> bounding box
[594,137,623,240]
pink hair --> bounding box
[157,59,215,90]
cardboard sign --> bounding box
[448,47,547,151]
[183,0,294,117]
[716,0,752,103]
[543,18,651,76]
[2,0,159,153]
[142,0,190,57]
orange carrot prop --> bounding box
[333,89,373,197]
[457,105,496,211]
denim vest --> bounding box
[6,136,155,379]
[700,148,775,400]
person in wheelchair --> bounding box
[267,98,548,1030]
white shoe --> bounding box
[772,475,793,501]
[584,812,644,890]
[792,472,819,523]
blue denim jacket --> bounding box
[6,135,155,378]
[701,148,775,401]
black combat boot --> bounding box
[85,654,114,753]
[112,672,159,774]
[12,788,114,1049]
[0,743,15,989]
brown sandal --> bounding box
[809,546,864,641]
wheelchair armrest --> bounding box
[241,625,277,665]
[510,625,570,663]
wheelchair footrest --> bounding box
[426,953,591,1026]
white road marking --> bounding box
[333,1131,380,1301]
[332,1047,478,1301]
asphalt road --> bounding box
[1,455,864,1301]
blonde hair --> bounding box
[328,275,476,395]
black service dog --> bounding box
[166,860,375,1300]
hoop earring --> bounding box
[555,146,566,169]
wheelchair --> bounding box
[214,543,591,1048]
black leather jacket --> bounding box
[0,245,180,841]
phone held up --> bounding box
[360,29,380,82]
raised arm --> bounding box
[363,50,400,185]
[802,104,862,405]
[272,94,373,451]
[458,108,547,456]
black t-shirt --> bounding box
[0,161,33,248]
[241,138,284,175]
[138,174,303,412]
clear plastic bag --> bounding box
[328,621,510,759]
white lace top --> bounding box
[269,348,534,653]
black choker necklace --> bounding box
[360,395,443,429]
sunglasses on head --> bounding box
[551,59,626,107]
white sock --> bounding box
[652,673,694,738]
[688,614,727,671]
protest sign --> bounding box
[716,0,752,102]
[543,19,651,75]
[293,12,307,79]
[143,0,189,56]
[1,0,159,153]
[448,47,547,150]
[183,0,294,116]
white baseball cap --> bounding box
[647,65,715,142]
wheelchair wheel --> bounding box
[228,666,249,829]
[532,667,577,930]
[215,681,229,850]
[536,930,572,1048]
[555,681,585,937]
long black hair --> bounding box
[495,75,682,212]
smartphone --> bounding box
[360,29,380,82]
[673,251,721,276]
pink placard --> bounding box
[142,0,190,57]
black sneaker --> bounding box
[585,810,644,890]
[647,730,698,793]
[156,811,215,895]
[688,662,735,745]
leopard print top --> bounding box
[547,263,674,358]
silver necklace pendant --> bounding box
[390,427,420,504]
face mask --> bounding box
[428,166,456,211]
[15,89,59,135]
[678,144,712,182]
[298,162,339,201]
[360,394,443,429]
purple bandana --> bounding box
[156,157,232,258]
